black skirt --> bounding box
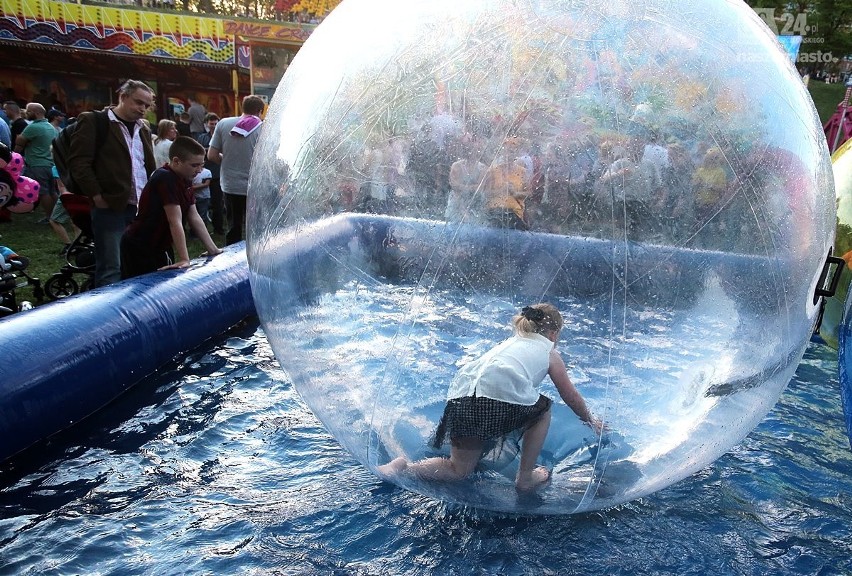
[431,394,552,449]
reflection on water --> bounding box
[0,322,851,574]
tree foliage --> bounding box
[177,0,336,21]
[170,0,849,69]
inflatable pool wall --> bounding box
[0,244,254,464]
[840,281,852,450]
[0,216,820,465]
[252,214,795,316]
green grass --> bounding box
[807,80,848,126]
[1,208,224,308]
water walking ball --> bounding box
[247,0,835,514]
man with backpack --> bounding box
[66,80,156,287]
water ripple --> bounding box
[1,324,851,575]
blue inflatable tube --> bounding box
[839,284,852,450]
[252,214,792,315]
[0,244,254,464]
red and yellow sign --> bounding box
[223,20,312,44]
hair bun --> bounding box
[521,306,546,323]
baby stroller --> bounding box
[44,193,96,300]
[0,252,43,317]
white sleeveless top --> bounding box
[446,333,553,406]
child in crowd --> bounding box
[378,303,602,492]
[691,146,729,222]
[120,136,222,279]
[482,136,530,230]
[153,119,178,169]
[186,164,212,239]
[192,165,213,225]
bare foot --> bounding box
[515,466,551,492]
[377,456,408,477]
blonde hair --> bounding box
[155,119,177,142]
[512,303,563,337]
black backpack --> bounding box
[52,110,109,196]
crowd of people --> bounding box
[4,78,799,295]
[4,80,267,289]
[312,108,782,254]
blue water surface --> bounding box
[1,320,851,575]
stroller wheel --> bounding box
[45,274,80,301]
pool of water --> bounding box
[1,320,851,575]
[264,279,803,513]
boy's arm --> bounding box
[186,204,223,256]
[548,349,602,433]
[160,203,192,270]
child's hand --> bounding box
[587,416,605,435]
[159,259,191,271]
[200,248,223,257]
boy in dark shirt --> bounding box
[121,136,222,279]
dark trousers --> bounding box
[225,193,246,246]
[92,204,137,287]
[120,235,173,279]
[209,178,225,233]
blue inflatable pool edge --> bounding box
[840,283,852,451]
[0,243,255,464]
[5,214,851,466]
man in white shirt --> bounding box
[68,80,156,286]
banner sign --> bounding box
[0,0,234,64]
[223,20,312,43]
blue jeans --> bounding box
[92,204,136,287]
[195,197,210,224]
